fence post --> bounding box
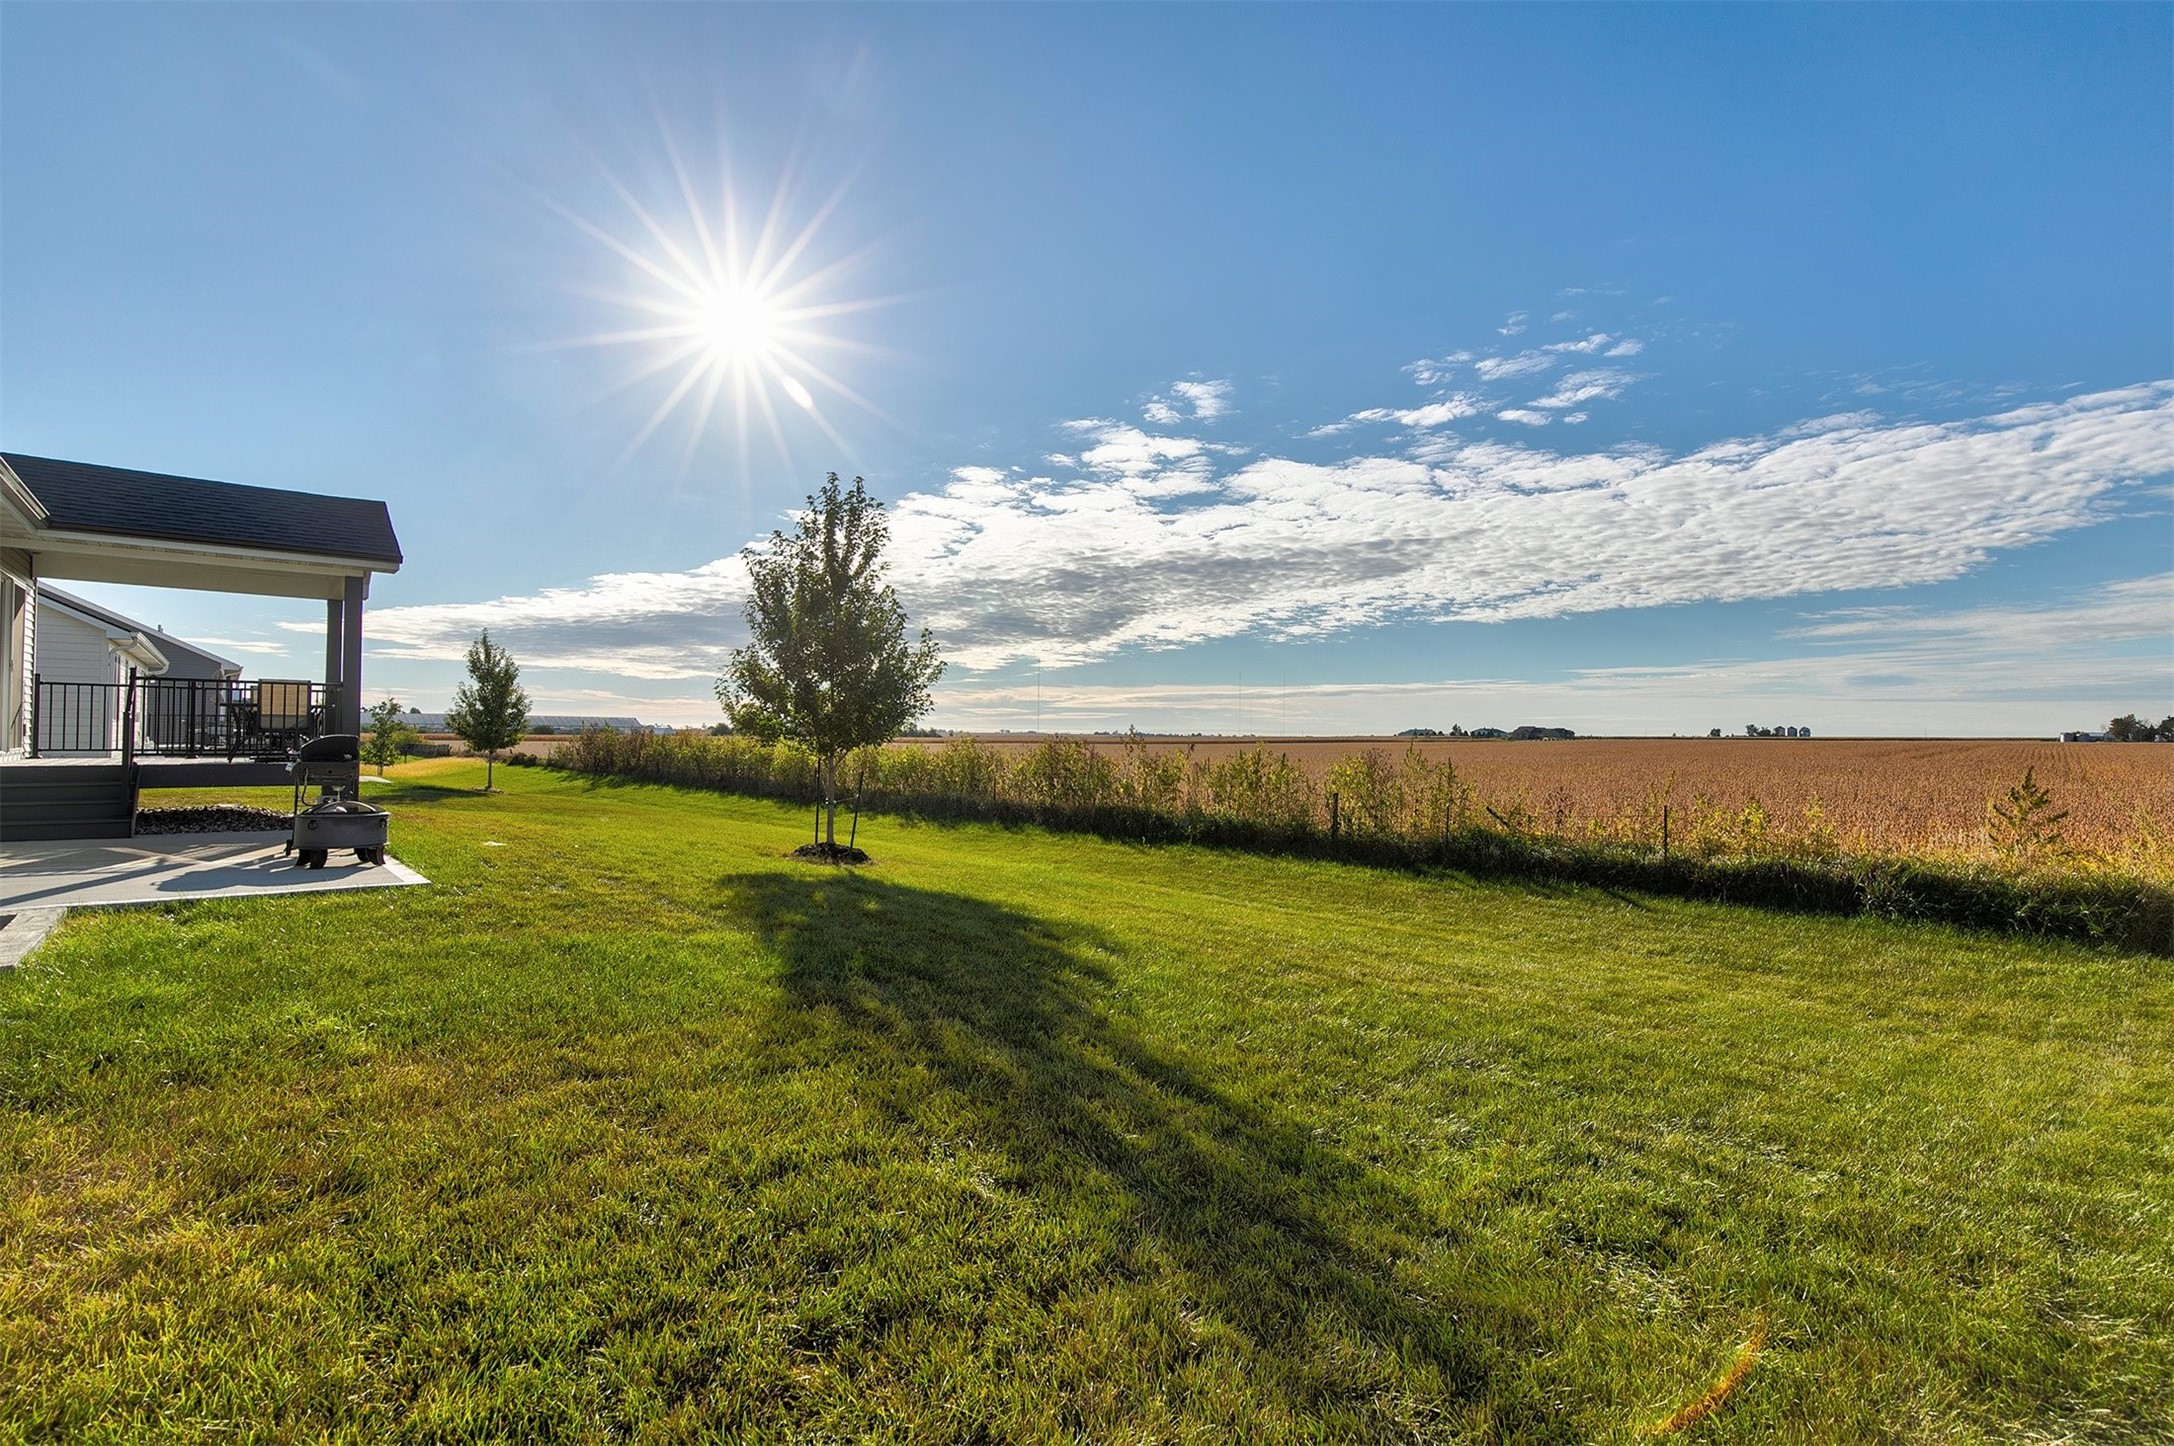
[121,669,139,768]
[28,672,39,757]
[1329,790,1340,842]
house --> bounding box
[32,587,176,690]
[1,452,401,837]
[35,584,244,688]
[30,585,244,755]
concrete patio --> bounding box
[0,831,427,964]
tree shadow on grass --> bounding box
[723,869,1562,1437]
[364,781,484,804]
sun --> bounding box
[543,142,897,476]
[693,284,779,369]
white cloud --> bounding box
[528,687,722,715]
[927,573,2173,736]
[1394,399,1482,428]
[1473,352,1555,382]
[366,384,2174,683]
[193,637,291,657]
[1529,367,1636,410]
[1780,412,1882,437]
[1498,312,1528,336]
[1143,378,1234,426]
[1404,352,1473,387]
[1171,379,1233,420]
[1784,572,2172,652]
[1066,421,1219,496]
[1494,408,1551,427]
[1315,395,1485,436]
[361,558,750,679]
[1471,333,1641,383]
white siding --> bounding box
[33,604,122,687]
[7,553,31,753]
[0,566,25,753]
[30,603,125,753]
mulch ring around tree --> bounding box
[135,806,292,835]
[791,842,871,865]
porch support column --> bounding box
[324,597,345,714]
[338,573,365,735]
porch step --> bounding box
[0,818,134,841]
[3,792,135,815]
[1,765,129,784]
[0,764,136,842]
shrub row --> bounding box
[550,729,2174,954]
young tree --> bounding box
[362,695,419,776]
[717,474,944,853]
[444,631,531,791]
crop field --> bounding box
[901,735,2174,867]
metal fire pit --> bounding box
[285,734,389,868]
[293,798,390,867]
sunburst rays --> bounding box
[542,136,900,480]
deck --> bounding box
[1,755,297,842]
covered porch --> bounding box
[1,453,402,836]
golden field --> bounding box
[906,735,2174,864]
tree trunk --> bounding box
[486,751,495,792]
[821,754,838,847]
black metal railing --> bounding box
[29,678,129,755]
[31,674,341,760]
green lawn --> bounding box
[4,760,2169,1443]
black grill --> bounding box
[286,734,389,868]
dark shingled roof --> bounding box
[1,453,402,568]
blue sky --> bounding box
[4,3,2169,735]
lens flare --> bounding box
[542,139,900,478]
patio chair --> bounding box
[225,679,322,760]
